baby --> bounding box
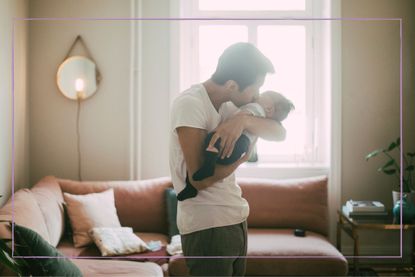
[177,91,294,201]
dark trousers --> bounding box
[181,221,248,276]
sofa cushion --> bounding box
[89,227,149,256]
[0,189,50,243]
[167,228,348,276]
[13,224,82,276]
[71,259,163,277]
[31,176,65,247]
[63,189,122,247]
[58,177,172,234]
[245,228,348,276]
[239,176,329,236]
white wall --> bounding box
[342,0,415,212]
[28,0,173,183]
[26,0,414,190]
[138,0,172,179]
[0,0,29,206]
[341,0,415,255]
[28,0,132,183]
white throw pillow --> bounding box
[63,189,122,247]
[166,234,182,255]
[89,227,150,256]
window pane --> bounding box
[257,25,307,158]
[199,25,248,81]
[199,0,305,11]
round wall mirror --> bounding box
[57,56,99,100]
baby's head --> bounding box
[256,91,294,122]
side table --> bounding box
[337,207,415,274]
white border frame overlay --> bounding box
[11,14,404,263]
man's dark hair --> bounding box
[211,43,275,91]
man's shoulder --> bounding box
[173,85,204,107]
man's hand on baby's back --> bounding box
[208,115,248,159]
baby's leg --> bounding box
[177,172,198,201]
[192,132,221,181]
[216,134,250,165]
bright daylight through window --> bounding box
[179,0,331,167]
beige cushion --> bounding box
[63,189,122,247]
[245,228,348,276]
[168,229,348,276]
[31,176,65,247]
[0,189,50,243]
[89,227,149,256]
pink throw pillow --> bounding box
[63,189,121,247]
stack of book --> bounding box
[342,200,388,218]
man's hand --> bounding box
[207,112,286,160]
[196,141,255,190]
[177,126,252,191]
[208,115,247,159]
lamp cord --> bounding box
[76,98,82,181]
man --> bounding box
[169,42,286,276]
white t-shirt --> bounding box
[169,84,250,235]
[239,103,266,142]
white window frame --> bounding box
[171,0,330,169]
[168,0,341,242]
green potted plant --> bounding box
[0,199,28,276]
[365,137,415,205]
[0,235,27,276]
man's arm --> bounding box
[209,114,286,159]
[177,126,250,190]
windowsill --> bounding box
[236,162,329,179]
[240,162,329,170]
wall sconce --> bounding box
[56,35,102,180]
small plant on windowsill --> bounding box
[365,137,415,194]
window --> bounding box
[176,0,331,168]
[198,0,306,11]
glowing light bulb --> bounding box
[75,78,85,99]
[75,78,84,91]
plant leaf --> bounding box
[380,159,395,170]
[406,165,414,171]
[407,152,415,157]
[386,142,397,152]
[379,168,396,175]
[396,137,400,146]
[0,240,22,275]
[366,149,383,160]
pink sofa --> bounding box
[0,175,348,276]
